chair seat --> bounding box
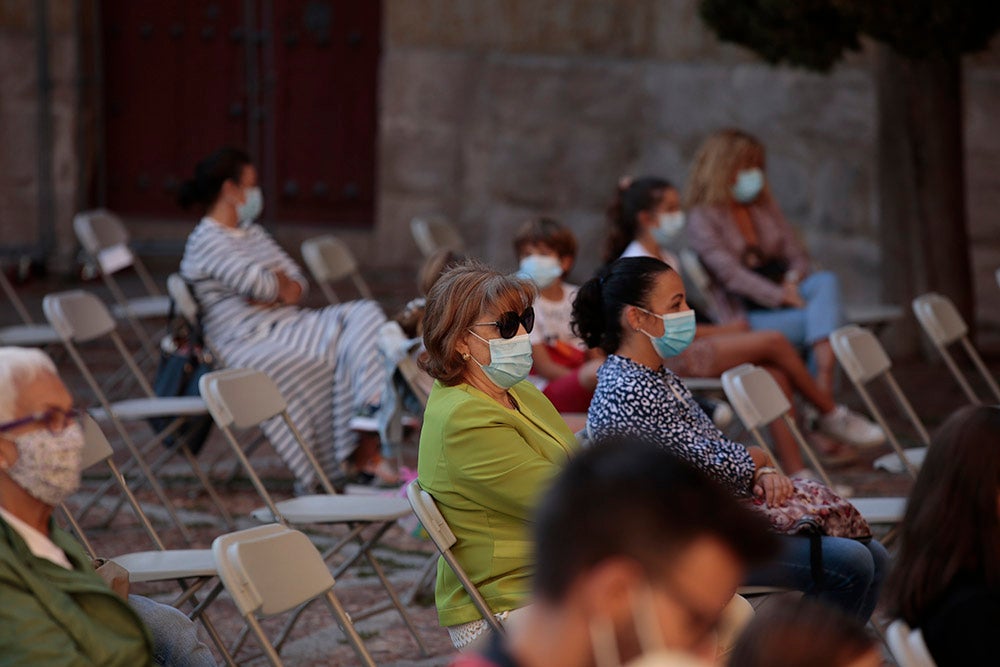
[874,447,927,474]
[90,396,208,421]
[111,549,216,582]
[682,377,724,391]
[252,495,412,524]
[852,497,907,525]
[0,323,62,346]
[845,304,903,327]
[112,295,171,320]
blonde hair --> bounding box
[420,260,536,386]
[684,128,770,208]
[0,347,57,421]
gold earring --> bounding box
[462,352,471,361]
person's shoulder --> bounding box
[619,240,652,259]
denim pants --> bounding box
[744,535,889,622]
[747,271,843,346]
[129,595,217,667]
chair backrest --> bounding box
[405,480,504,633]
[886,619,937,667]
[720,363,790,431]
[829,324,891,385]
[166,273,200,326]
[912,293,966,347]
[199,368,287,429]
[80,412,115,471]
[212,524,334,617]
[43,290,118,343]
[300,235,373,303]
[410,215,464,257]
[678,249,720,321]
[74,210,137,275]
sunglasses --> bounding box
[472,306,535,339]
[0,406,82,436]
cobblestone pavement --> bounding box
[6,266,999,665]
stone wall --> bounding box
[0,1,80,272]
[375,0,1000,347]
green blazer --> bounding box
[0,515,153,666]
[417,380,577,626]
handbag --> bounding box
[149,296,214,455]
[748,477,871,540]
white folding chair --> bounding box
[886,619,937,667]
[44,290,233,543]
[63,415,235,665]
[73,209,171,358]
[843,303,903,336]
[721,364,906,527]
[198,367,429,655]
[300,235,373,305]
[830,325,927,477]
[406,480,505,635]
[410,215,465,258]
[913,292,1000,404]
[212,524,376,667]
[0,268,62,347]
[679,249,723,323]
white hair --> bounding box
[0,347,58,421]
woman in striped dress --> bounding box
[178,147,391,489]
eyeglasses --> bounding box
[0,406,82,436]
[471,306,535,339]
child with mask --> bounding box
[513,217,604,414]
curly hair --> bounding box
[684,128,769,208]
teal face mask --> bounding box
[518,254,563,289]
[731,168,764,204]
[635,308,696,359]
[237,186,264,226]
[468,331,533,389]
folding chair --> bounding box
[198,367,429,656]
[912,292,1000,404]
[73,209,171,358]
[212,524,376,667]
[410,215,465,258]
[721,363,907,527]
[830,325,927,476]
[406,480,505,635]
[62,415,236,666]
[300,235,373,305]
[843,303,903,337]
[43,290,233,543]
[886,619,937,667]
[679,249,723,323]
[0,267,62,347]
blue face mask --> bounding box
[731,168,765,204]
[237,186,264,226]
[635,308,696,359]
[468,332,533,389]
[651,211,686,247]
[518,254,563,289]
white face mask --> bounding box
[467,332,534,389]
[237,186,264,226]
[6,422,85,506]
[652,212,686,247]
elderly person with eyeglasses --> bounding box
[0,347,216,666]
[416,261,580,650]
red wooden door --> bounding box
[100,0,379,225]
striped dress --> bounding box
[179,217,386,486]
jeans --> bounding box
[747,271,843,346]
[744,535,889,622]
[129,595,218,667]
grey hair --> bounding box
[0,347,57,421]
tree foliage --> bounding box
[699,0,1000,70]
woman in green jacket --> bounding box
[417,261,578,649]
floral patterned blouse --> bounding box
[587,354,755,496]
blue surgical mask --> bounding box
[468,332,533,389]
[651,211,686,247]
[731,168,764,204]
[518,255,563,289]
[237,186,264,225]
[635,308,696,359]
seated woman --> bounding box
[685,128,844,395]
[572,257,887,622]
[607,176,882,474]
[0,347,215,666]
[885,404,1000,667]
[178,147,393,489]
[416,261,579,649]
